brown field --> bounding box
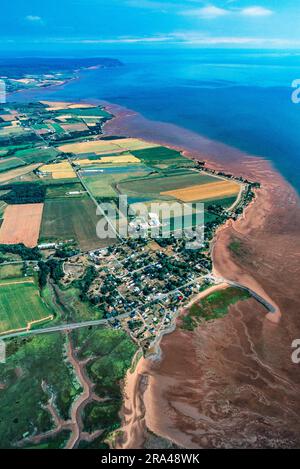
[0,163,41,184]
[112,138,159,151]
[39,161,76,179]
[41,101,95,111]
[61,123,88,132]
[161,180,240,202]
[77,154,140,165]
[58,138,159,156]
[58,140,120,154]
[0,203,44,247]
[0,114,15,122]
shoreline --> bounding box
[4,86,300,447]
[102,100,300,449]
[37,95,300,448]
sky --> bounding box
[1,0,300,51]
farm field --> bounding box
[0,163,41,184]
[0,157,25,173]
[8,147,59,164]
[0,203,44,247]
[41,101,96,111]
[0,278,53,335]
[59,140,119,154]
[39,161,76,179]
[45,182,85,199]
[53,106,112,119]
[118,170,218,197]
[161,180,240,203]
[131,146,190,167]
[40,195,109,250]
[0,263,23,280]
[58,137,158,156]
[82,174,118,198]
[0,126,27,137]
[75,153,140,165]
[50,123,65,134]
[109,138,159,151]
[82,167,152,199]
[0,143,39,155]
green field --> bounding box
[76,150,129,161]
[0,126,28,137]
[45,182,85,199]
[40,195,110,250]
[55,107,111,118]
[0,278,53,334]
[181,287,251,331]
[131,146,191,167]
[39,177,79,186]
[206,195,237,208]
[0,157,25,173]
[0,263,23,280]
[50,123,65,134]
[0,143,40,154]
[82,167,152,199]
[82,175,119,198]
[32,123,49,131]
[118,170,218,198]
[12,147,59,164]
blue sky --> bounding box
[1,0,300,50]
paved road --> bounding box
[74,162,124,243]
[0,313,130,341]
[0,271,276,341]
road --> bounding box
[0,270,276,341]
[73,160,124,243]
[209,274,278,313]
[0,313,130,341]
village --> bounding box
[61,234,212,352]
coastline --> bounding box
[101,101,300,449]
[6,75,80,102]
[4,85,300,447]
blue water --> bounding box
[9,49,300,191]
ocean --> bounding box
[8,48,300,191]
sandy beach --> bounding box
[104,103,300,449]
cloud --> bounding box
[181,4,274,19]
[73,35,173,44]
[174,34,284,46]
[52,32,297,49]
[240,6,273,17]
[183,6,229,19]
[25,15,44,24]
